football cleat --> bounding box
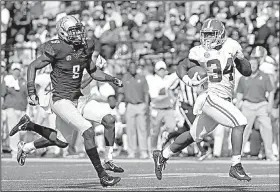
[17,141,28,166]
[9,115,30,137]
[99,173,121,187]
[229,163,251,181]
[103,160,124,173]
[152,150,167,180]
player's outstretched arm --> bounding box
[86,51,123,87]
[27,54,51,105]
[234,57,252,77]
[233,50,252,77]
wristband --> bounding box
[27,81,36,96]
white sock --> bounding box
[231,155,241,166]
[162,146,174,159]
[22,142,36,153]
[104,146,113,162]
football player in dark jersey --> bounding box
[9,15,122,187]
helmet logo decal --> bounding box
[66,55,72,61]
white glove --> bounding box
[232,50,244,60]
[182,72,208,87]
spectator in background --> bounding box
[151,27,173,53]
[148,61,178,151]
[34,23,48,44]
[1,1,10,45]
[91,5,104,21]
[93,17,107,39]
[118,63,149,158]
[100,20,120,59]
[81,10,94,29]
[129,3,146,27]
[2,63,28,158]
[103,3,123,32]
[236,56,277,161]
[68,1,82,19]
[1,61,8,153]
[271,85,279,159]
[121,12,138,32]
[254,17,272,51]
[55,2,67,22]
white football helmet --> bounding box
[56,15,86,45]
[200,18,226,50]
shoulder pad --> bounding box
[188,46,201,61]
[224,38,242,54]
[43,40,61,58]
[44,42,55,57]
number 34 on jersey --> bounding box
[206,58,234,82]
[188,38,242,98]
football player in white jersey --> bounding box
[153,18,252,181]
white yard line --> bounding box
[2,158,279,165]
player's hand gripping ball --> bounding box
[187,66,208,87]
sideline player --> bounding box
[9,15,122,187]
[153,18,252,181]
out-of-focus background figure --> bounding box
[1,1,279,161]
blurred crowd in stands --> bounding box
[1,1,279,160]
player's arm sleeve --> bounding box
[86,50,115,82]
[27,42,54,96]
[234,57,252,77]
[231,40,252,77]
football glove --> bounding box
[28,94,40,106]
[182,72,208,87]
[113,78,123,87]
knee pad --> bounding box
[101,114,115,129]
[82,127,95,140]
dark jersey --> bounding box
[42,39,93,102]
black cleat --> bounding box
[100,173,121,187]
[103,160,124,173]
[17,141,28,166]
[229,163,251,181]
[10,115,30,136]
[152,150,167,180]
[54,138,69,148]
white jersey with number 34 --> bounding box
[189,37,242,99]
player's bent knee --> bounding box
[82,127,95,140]
[101,114,115,130]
